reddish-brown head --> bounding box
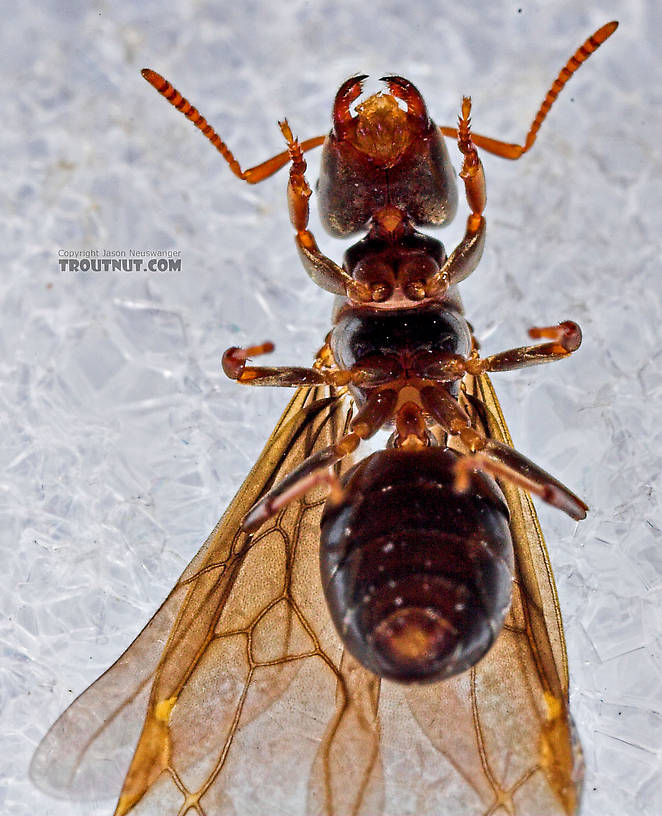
[318,76,458,236]
[332,75,429,168]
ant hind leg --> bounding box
[419,383,587,520]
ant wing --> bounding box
[32,375,582,816]
[399,371,581,816]
[31,385,368,815]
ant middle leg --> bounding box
[416,321,582,382]
[222,342,352,388]
[242,388,398,531]
[221,341,398,389]
[464,321,582,374]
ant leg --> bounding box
[223,341,400,389]
[394,401,432,448]
[464,321,582,374]
[279,120,371,302]
[242,388,397,531]
[420,384,588,520]
[454,440,588,520]
[222,342,351,387]
[313,333,335,370]
[456,97,486,218]
[427,97,485,297]
[438,22,618,160]
[417,321,582,381]
[141,69,325,183]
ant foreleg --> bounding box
[279,120,371,302]
[456,97,486,218]
[419,384,587,520]
[426,98,485,297]
[242,388,397,531]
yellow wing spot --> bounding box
[155,695,178,723]
[544,690,563,721]
[538,692,577,816]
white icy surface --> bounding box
[3,1,661,815]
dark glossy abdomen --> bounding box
[320,447,513,683]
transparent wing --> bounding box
[31,385,382,816]
[32,376,582,816]
[394,372,581,816]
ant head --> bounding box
[332,75,429,169]
[318,75,457,237]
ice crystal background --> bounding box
[3,0,661,814]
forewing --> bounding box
[31,385,368,815]
[32,373,582,816]
[395,372,581,816]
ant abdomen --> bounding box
[320,448,514,683]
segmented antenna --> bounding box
[439,21,619,160]
[141,69,326,183]
[141,68,245,179]
[522,20,618,154]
